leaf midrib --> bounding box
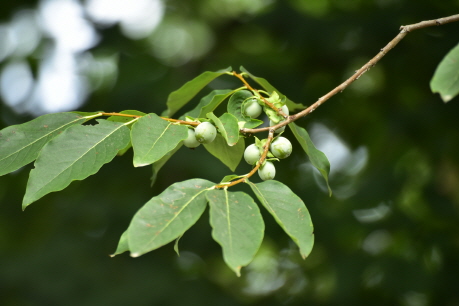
[144,187,208,246]
[29,123,124,198]
[141,121,172,159]
[0,117,84,165]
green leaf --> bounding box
[220,174,243,183]
[166,67,232,117]
[248,180,314,259]
[131,113,188,167]
[206,112,240,146]
[207,189,264,276]
[107,111,146,155]
[240,66,305,111]
[203,134,244,172]
[128,179,214,257]
[174,234,183,256]
[184,89,234,119]
[289,123,332,196]
[150,143,183,186]
[0,112,89,176]
[430,43,459,103]
[227,90,263,129]
[110,230,130,257]
[22,120,130,208]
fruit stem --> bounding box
[232,72,287,118]
[215,130,275,189]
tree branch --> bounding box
[215,130,275,189]
[241,13,459,135]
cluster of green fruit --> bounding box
[183,122,217,148]
[182,91,293,181]
[243,136,292,180]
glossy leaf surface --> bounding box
[0,112,88,176]
[107,110,146,155]
[207,189,264,276]
[128,179,214,257]
[166,67,232,117]
[111,230,129,257]
[131,113,188,167]
[289,123,332,195]
[184,89,234,119]
[240,66,305,111]
[203,134,244,172]
[227,90,263,129]
[249,180,314,259]
[431,43,459,103]
[150,143,182,186]
[22,120,130,208]
[207,112,240,146]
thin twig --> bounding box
[233,72,288,118]
[215,130,275,189]
[241,13,459,134]
[100,112,199,126]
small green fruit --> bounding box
[258,161,276,180]
[183,129,201,148]
[280,104,289,116]
[244,144,261,165]
[244,99,262,118]
[270,136,292,159]
[269,105,289,133]
[195,122,217,144]
[269,119,286,133]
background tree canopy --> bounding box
[1,1,459,305]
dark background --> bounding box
[1,1,459,305]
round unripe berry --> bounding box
[195,122,217,144]
[270,105,289,133]
[244,99,262,118]
[270,119,286,133]
[270,136,292,159]
[258,161,276,181]
[280,104,289,116]
[183,129,201,148]
[244,144,261,165]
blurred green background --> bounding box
[1,0,459,305]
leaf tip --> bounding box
[130,252,141,258]
[133,162,149,168]
[234,266,242,277]
[22,200,30,211]
[441,94,453,103]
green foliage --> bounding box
[207,189,264,276]
[0,112,89,176]
[203,133,245,171]
[207,112,240,146]
[430,42,459,103]
[184,89,235,119]
[227,90,264,129]
[0,68,332,275]
[150,143,183,186]
[127,179,214,257]
[249,180,314,259]
[289,122,332,195]
[240,66,305,111]
[166,67,232,117]
[131,113,188,167]
[22,119,131,209]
